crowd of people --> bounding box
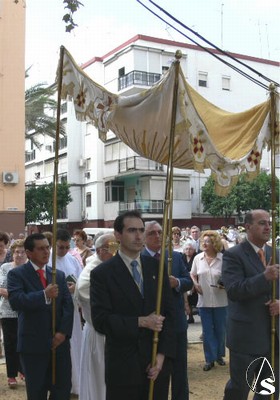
[0,209,278,400]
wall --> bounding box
[0,1,25,235]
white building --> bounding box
[25,34,280,232]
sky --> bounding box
[25,0,280,87]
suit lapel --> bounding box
[24,261,43,289]
[243,241,265,273]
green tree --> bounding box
[201,177,236,223]
[25,70,65,147]
[25,182,72,225]
[201,172,279,221]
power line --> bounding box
[136,0,279,90]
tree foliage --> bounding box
[201,172,279,222]
[25,69,65,147]
[62,0,84,32]
[25,182,72,225]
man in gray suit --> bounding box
[222,209,279,400]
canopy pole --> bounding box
[51,45,65,385]
[269,83,277,400]
[148,50,182,400]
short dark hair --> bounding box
[56,229,71,242]
[114,211,144,233]
[0,231,10,245]
[24,233,47,251]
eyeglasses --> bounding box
[172,232,181,236]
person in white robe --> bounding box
[75,233,117,400]
[49,229,83,396]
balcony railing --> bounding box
[118,70,161,91]
[119,200,164,214]
[119,156,164,173]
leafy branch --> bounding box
[62,0,84,32]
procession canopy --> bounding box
[58,48,279,195]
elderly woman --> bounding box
[0,239,26,388]
[190,230,228,371]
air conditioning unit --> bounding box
[2,172,19,184]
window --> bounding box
[222,76,231,91]
[198,72,208,87]
[162,66,169,74]
[61,102,67,114]
[86,192,92,207]
[105,181,124,202]
[86,158,91,170]
[59,173,67,183]
[118,67,125,77]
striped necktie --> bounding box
[131,260,143,295]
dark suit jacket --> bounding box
[222,241,278,355]
[90,252,176,387]
[141,248,193,332]
[7,261,74,354]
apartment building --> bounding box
[0,1,26,235]
[25,34,279,231]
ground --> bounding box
[0,342,255,400]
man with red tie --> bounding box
[222,209,279,400]
[7,233,74,400]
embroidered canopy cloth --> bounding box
[58,48,278,195]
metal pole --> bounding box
[269,83,277,400]
[148,50,182,400]
[51,45,65,385]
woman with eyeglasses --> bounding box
[0,239,26,388]
[190,230,228,372]
[172,226,184,253]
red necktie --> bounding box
[257,249,266,267]
[37,269,47,288]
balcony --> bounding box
[118,70,161,91]
[119,200,164,214]
[119,156,164,173]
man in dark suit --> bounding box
[90,211,176,400]
[142,220,193,400]
[7,233,74,400]
[222,209,279,400]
